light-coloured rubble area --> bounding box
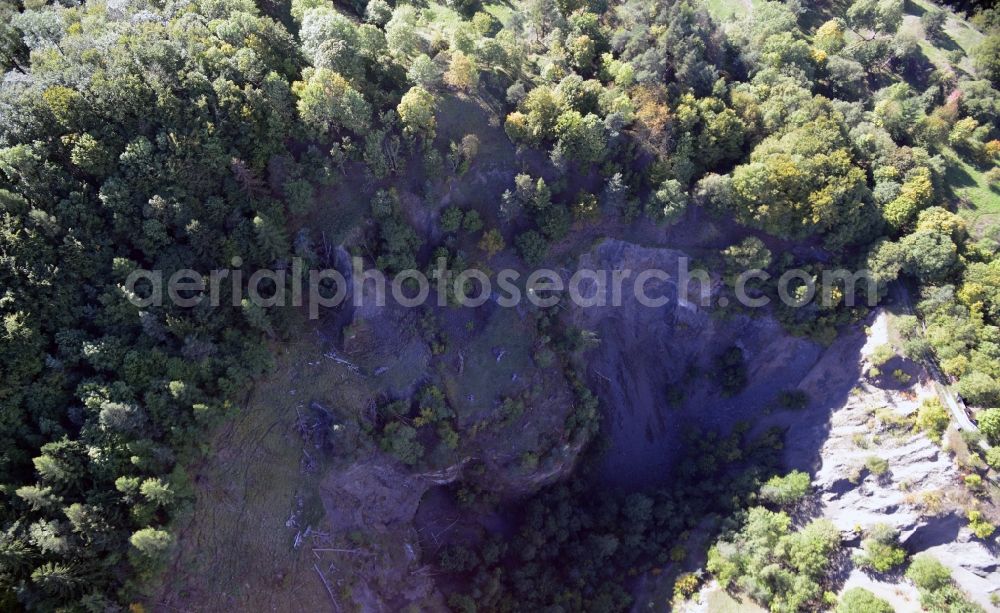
[684,310,999,611]
[802,310,998,610]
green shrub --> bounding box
[515,230,548,265]
[462,209,483,233]
[777,389,809,410]
[673,572,699,602]
[905,553,952,592]
[967,510,996,539]
[920,584,987,612]
[438,544,479,573]
[379,422,425,465]
[916,398,950,442]
[870,344,896,367]
[837,587,893,613]
[874,407,912,431]
[708,508,840,610]
[854,524,907,573]
[978,408,1000,445]
[964,474,984,491]
[713,346,747,397]
[128,527,175,576]
[985,447,1000,469]
[284,178,314,216]
[962,429,986,450]
[666,387,685,408]
[759,470,812,507]
[441,206,464,233]
[865,456,889,476]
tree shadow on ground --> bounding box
[931,32,964,54]
[825,547,863,594]
[868,355,922,391]
[904,512,965,550]
[945,160,978,189]
[904,0,927,17]
[778,318,870,476]
[898,47,942,91]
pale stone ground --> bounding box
[683,310,999,612]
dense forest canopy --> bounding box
[0,0,998,609]
[0,0,316,607]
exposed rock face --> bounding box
[304,242,1000,611]
[811,405,959,539]
[651,302,998,611]
[569,239,823,487]
[318,457,442,612]
[922,539,1000,605]
[786,310,1000,610]
[311,244,585,610]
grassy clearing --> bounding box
[432,94,518,227]
[704,0,750,22]
[151,327,372,610]
[484,0,515,24]
[909,0,985,53]
[941,149,1000,239]
[421,1,464,36]
[312,176,370,245]
[440,306,535,425]
[435,94,511,160]
[893,3,999,238]
[901,0,985,74]
[703,585,769,612]
[421,0,515,33]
